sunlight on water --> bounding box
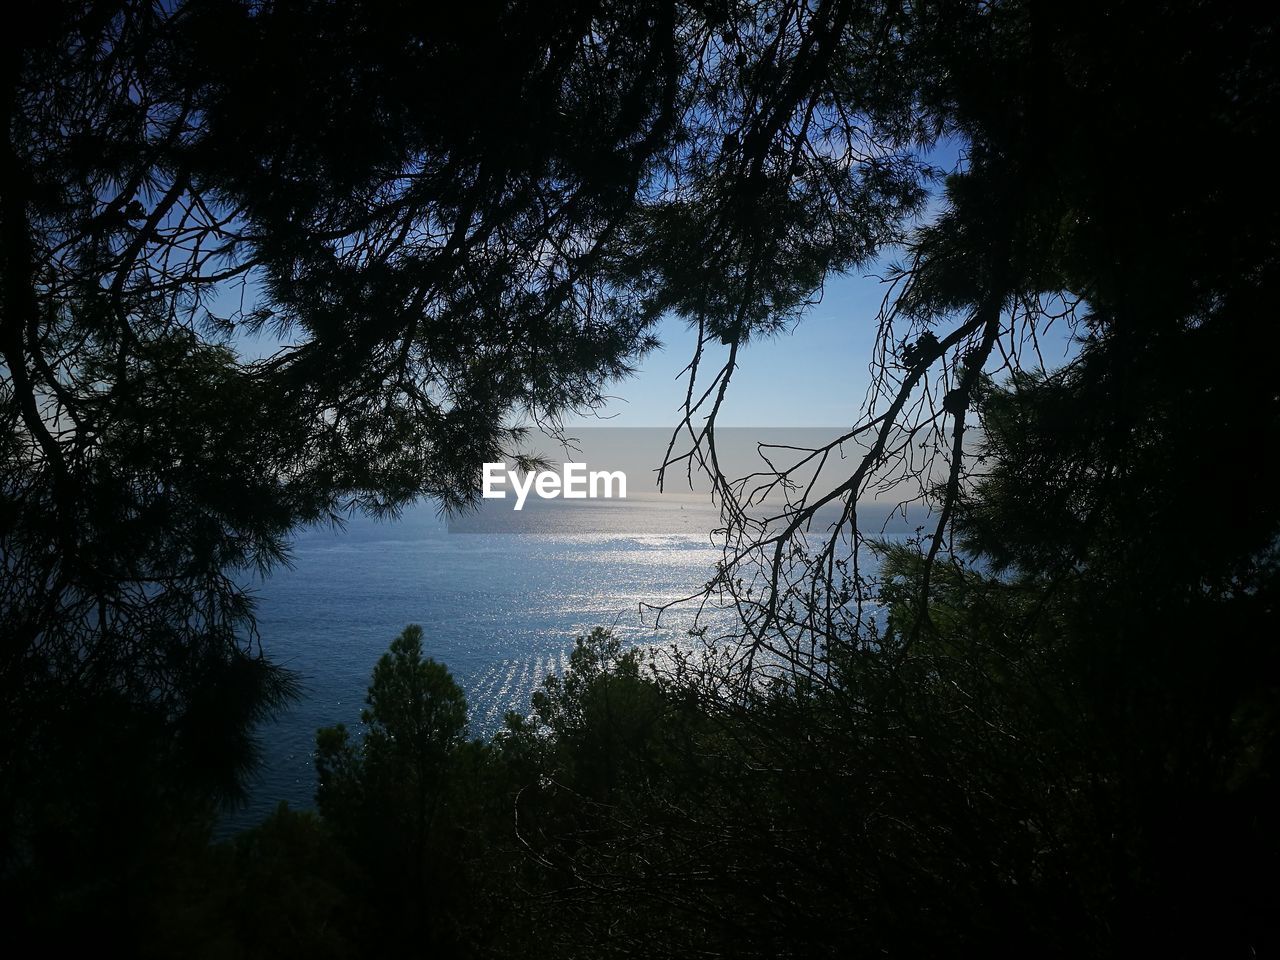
[229,496,909,832]
[230,499,728,830]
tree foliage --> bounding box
[3,0,1278,955]
[314,625,477,955]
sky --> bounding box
[230,136,1078,434]
[576,265,896,428]
[577,262,1080,430]
[233,260,1078,432]
[231,261,916,430]
[570,136,1079,430]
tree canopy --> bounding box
[3,0,1278,955]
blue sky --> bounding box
[582,137,976,429]
[230,136,1078,431]
[230,262,912,429]
[580,258,1082,430]
[579,266,896,428]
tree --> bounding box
[2,2,934,874]
[7,1,1277,953]
[317,625,468,838]
[663,0,1280,673]
[517,5,1280,955]
[315,625,472,954]
[142,804,361,960]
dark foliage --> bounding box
[3,0,1278,956]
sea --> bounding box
[228,495,916,832]
[229,496,726,830]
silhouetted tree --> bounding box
[649,4,1280,956]
[315,625,477,954]
[5,1,1278,956]
[1,2,933,933]
[2,1,933,891]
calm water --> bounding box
[230,496,918,831]
[231,497,727,829]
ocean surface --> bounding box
[230,496,730,830]
[230,495,917,832]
